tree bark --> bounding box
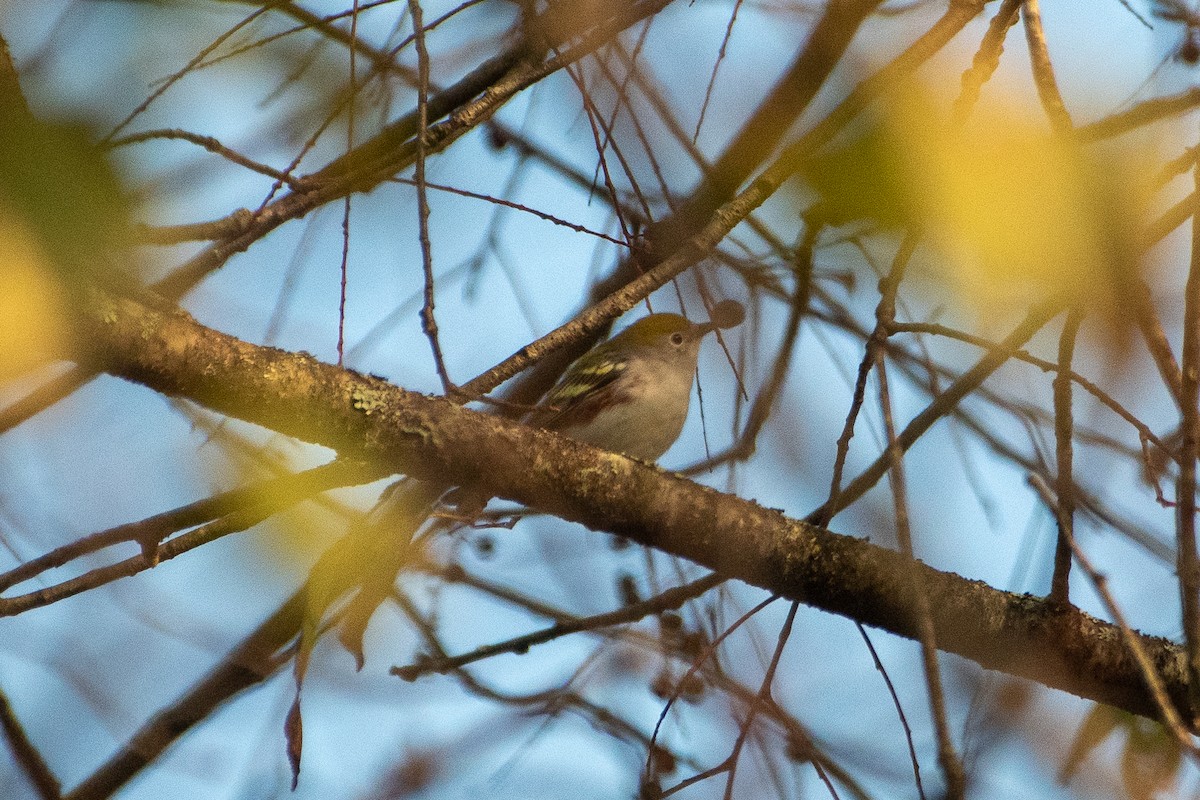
[77,289,1191,728]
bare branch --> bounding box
[75,290,1197,727]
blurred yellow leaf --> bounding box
[0,206,71,380]
[1060,704,1181,800]
[806,80,1144,321]
[0,109,131,379]
[912,103,1133,318]
[0,114,129,282]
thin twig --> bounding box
[857,623,927,800]
[215,4,396,72]
[390,176,632,247]
[0,687,60,800]
[391,573,724,680]
[563,59,641,242]
[1179,152,1200,722]
[813,299,1066,522]
[101,7,270,143]
[586,30,664,226]
[1049,309,1083,604]
[408,0,453,393]
[951,0,1021,125]
[693,0,745,143]
[818,230,920,526]
[336,1,363,367]
[0,460,382,615]
[888,321,1167,457]
[587,42,680,223]
[719,602,800,800]
[649,594,778,790]
[1028,474,1200,755]
[107,129,309,190]
[1022,0,1073,132]
[877,355,965,800]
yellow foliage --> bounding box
[807,80,1144,321]
[0,206,71,381]
[908,98,1133,317]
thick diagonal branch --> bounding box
[78,290,1193,729]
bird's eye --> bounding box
[670,332,685,346]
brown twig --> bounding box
[818,230,920,526]
[813,299,1065,522]
[693,0,745,143]
[0,459,383,615]
[1022,0,1073,132]
[0,687,60,800]
[335,1,364,368]
[1028,474,1200,755]
[1179,154,1200,722]
[391,572,724,680]
[652,595,780,798]
[1049,309,1083,604]
[565,57,645,240]
[857,623,927,800]
[182,0,416,78]
[107,129,309,191]
[585,42,678,223]
[100,7,271,143]
[888,320,1167,458]
[877,355,965,799]
[390,176,632,247]
[718,601,800,800]
[407,0,454,394]
[952,0,1021,125]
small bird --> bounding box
[324,300,744,674]
[528,299,744,461]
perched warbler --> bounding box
[374,300,744,521]
[527,299,744,461]
[329,300,744,665]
